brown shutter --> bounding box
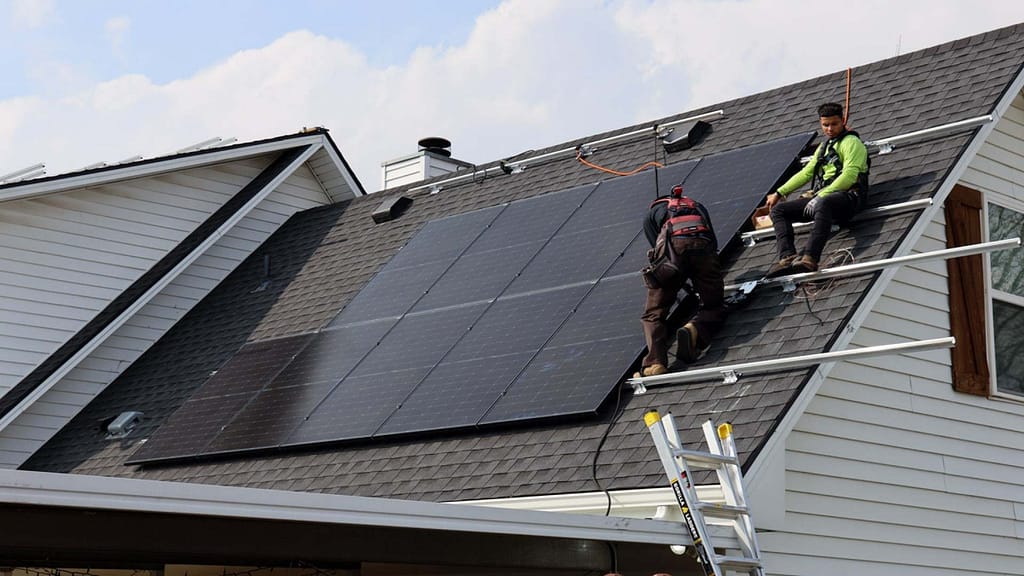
[945,184,990,396]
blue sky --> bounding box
[2,0,1024,190]
[1,0,497,97]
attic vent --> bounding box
[106,411,143,438]
[418,136,452,157]
[372,195,413,223]
[662,120,712,153]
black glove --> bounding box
[803,196,819,218]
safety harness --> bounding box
[811,130,870,207]
[650,186,711,238]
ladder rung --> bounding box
[696,502,749,518]
[672,448,738,467]
[715,555,762,569]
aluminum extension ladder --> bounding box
[644,411,765,576]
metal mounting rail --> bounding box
[725,237,1021,293]
[741,198,932,246]
[408,110,725,193]
[865,115,993,154]
[628,337,955,393]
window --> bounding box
[987,203,1024,396]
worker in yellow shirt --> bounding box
[764,102,869,277]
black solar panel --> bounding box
[377,285,592,434]
[134,133,814,463]
[127,333,312,463]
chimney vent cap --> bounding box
[418,137,452,157]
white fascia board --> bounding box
[743,70,1024,485]
[0,469,691,546]
[0,144,321,435]
[316,134,366,199]
[0,134,327,204]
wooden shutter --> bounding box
[945,184,990,396]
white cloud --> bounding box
[9,0,54,28]
[1,0,1023,189]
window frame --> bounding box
[984,196,1024,400]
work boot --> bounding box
[642,363,668,377]
[790,254,819,273]
[675,323,710,363]
[765,254,798,278]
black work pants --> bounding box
[769,192,857,261]
[641,237,725,369]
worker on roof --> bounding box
[763,102,869,276]
[638,184,725,376]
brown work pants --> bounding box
[641,237,725,369]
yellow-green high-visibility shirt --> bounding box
[777,132,868,198]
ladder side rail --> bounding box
[714,423,764,575]
[701,421,761,572]
[646,412,724,576]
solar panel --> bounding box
[328,205,504,326]
[133,133,814,463]
[479,275,645,423]
[681,133,814,248]
[127,333,312,463]
[377,284,592,434]
[287,366,433,443]
[206,379,336,452]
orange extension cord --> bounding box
[575,150,663,176]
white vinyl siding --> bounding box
[0,157,330,468]
[760,91,1024,575]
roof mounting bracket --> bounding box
[780,278,797,292]
[576,144,594,158]
[720,370,740,384]
[876,142,895,155]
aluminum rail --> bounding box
[408,110,725,193]
[865,114,993,153]
[741,198,932,245]
[628,337,956,392]
[725,237,1021,292]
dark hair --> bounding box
[818,102,844,118]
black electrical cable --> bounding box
[591,379,628,517]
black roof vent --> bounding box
[418,136,452,158]
[662,120,712,153]
[372,195,413,223]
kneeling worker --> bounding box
[638,184,725,376]
[764,102,869,276]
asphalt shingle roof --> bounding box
[22,23,1024,501]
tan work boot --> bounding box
[675,323,710,363]
[765,254,798,278]
[642,363,668,377]
[790,254,819,273]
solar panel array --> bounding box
[131,132,813,463]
